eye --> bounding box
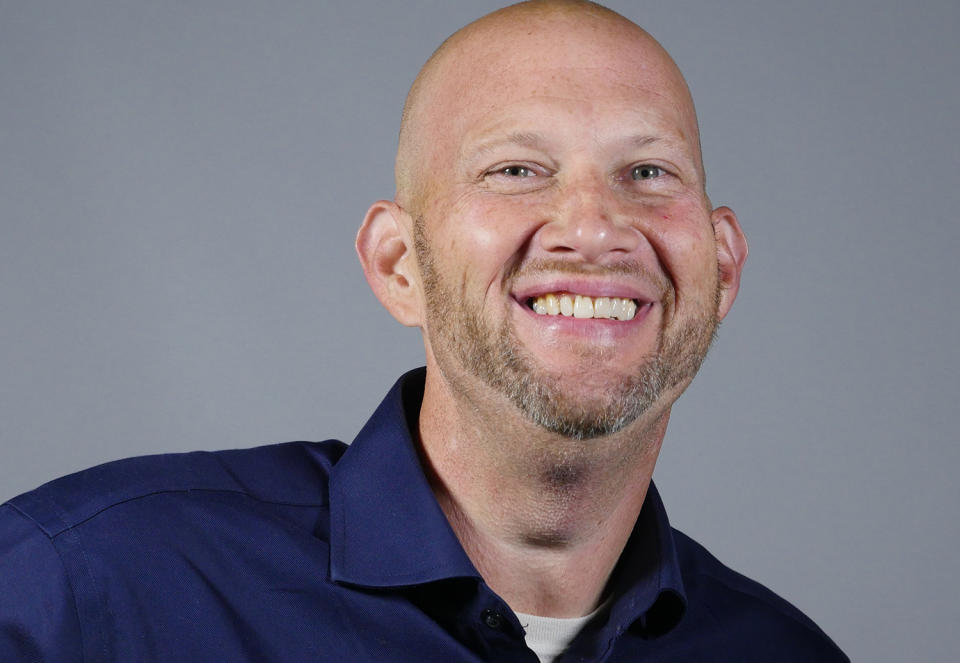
[499,165,536,178]
[631,165,665,180]
[481,162,550,194]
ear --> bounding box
[711,206,748,321]
[356,200,423,327]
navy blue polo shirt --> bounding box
[0,369,847,662]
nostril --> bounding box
[536,211,641,263]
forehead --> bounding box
[457,73,694,158]
[421,18,698,166]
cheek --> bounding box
[441,195,538,264]
[466,195,539,249]
[644,200,719,293]
[423,195,537,297]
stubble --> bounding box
[414,218,720,440]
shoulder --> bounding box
[670,528,849,662]
[0,441,348,660]
[4,440,348,539]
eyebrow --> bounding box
[468,132,663,156]
[465,132,551,159]
[460,131,674,171]
[625,134,660,149]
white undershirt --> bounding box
[515,602,607,663]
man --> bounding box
[0,1,847,661]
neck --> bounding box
[417,367,669,618]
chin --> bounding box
[497,359,666,440]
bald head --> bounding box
[357,0,747,444]
[394,0,702,214]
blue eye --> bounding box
[631,165,664,180]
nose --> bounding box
[535,177,641,263]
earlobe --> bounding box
[711,206,748,321]
[356,200,423,327]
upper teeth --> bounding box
[530,293,638,321]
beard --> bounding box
[414,220,720,440]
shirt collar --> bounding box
[328,368,479,587]
[328,368,686,634]
[601,482,687,638]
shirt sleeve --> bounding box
[0,503,83,663]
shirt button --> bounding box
[481,609,504,630]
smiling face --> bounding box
[414,213,720,440]
[367,2,746,440]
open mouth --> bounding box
[526,292,640,321]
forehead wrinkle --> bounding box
[456,79,696,157]
[462,97,681,150]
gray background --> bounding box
[2,1,957,660]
